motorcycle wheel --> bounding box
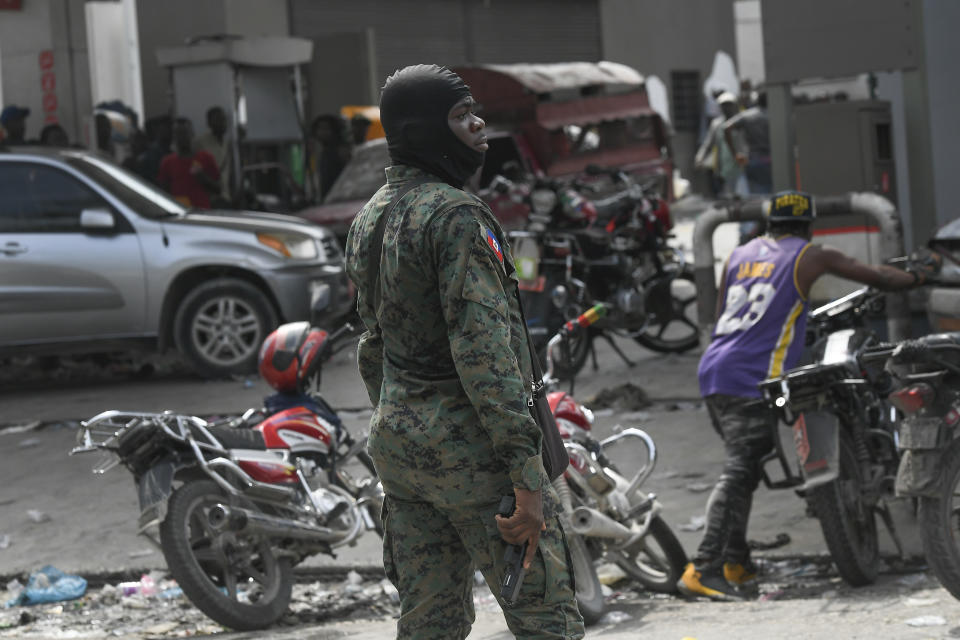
[611,516,688,593]
[159,480,293,630]
[919,438,960,600]
[807,429,879,586]
[634,266,700,354]
[566,532,605,625]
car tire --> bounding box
[174,278,278,378]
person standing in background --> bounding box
[157,118,220,209]
[723,91,771,196]
[724,91,771,242]
[39,123,70,147]
[138,115,173,184]
[349,112,373,145]
[0,105,30,144]
[195,106,234,207]
[695,91,742,198]
[309,114,352,201]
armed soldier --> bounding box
[345,64,584,639]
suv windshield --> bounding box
[323,139,390,203]
[65,153,187,219]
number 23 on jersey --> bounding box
[715,282,776,335]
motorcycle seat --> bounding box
[203,424,267,450]
[573,227,612,245]
[591,191,632,221]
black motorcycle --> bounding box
[867,331,960,599]
[758,287,904,586]
[506,165,699,377]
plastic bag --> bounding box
[5,565,87,607]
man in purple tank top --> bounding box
[678,190,935,600]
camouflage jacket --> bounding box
[344,165,547,492]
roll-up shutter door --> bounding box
[289,0,602,82]
[465,0,601,63]
[289,0,469,83]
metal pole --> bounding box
[692,192,910,340]
[230,66,243,207]
[766,83,796,192]
[692,197,767,330]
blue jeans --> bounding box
[744,155,772,195]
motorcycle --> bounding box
[507,165,699,378]
[70,322,384,631]
[864,329,960,599]
[758,287,904,586]
[541,303,687,623]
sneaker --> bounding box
[676,563,743,601]
[723,560,758,586]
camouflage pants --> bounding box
[381,495,585,640]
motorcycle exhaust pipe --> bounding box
[207,504,344,542]
[570,506,634,542]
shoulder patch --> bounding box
[484,226,504,266]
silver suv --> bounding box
[0,147,352,377]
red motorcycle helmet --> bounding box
[258,321,330,392]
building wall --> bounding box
[874,71,913,249]
[86,0,144,134]
[922,0,960,233]
[134,1,227,121]
[223,0,288,39]
[599,0,738,185]
[0,0,90,143]
[134,0,289,121]
[733,0,763,85]
[287,0,603,117]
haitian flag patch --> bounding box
[484,227,504,266]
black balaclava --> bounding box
[380,64,484,188]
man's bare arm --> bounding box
[797,244,918,297]
[723,121,747,167]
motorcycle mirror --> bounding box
[310,283,331,312]
[490,175,513,194]
[550,285,568,310]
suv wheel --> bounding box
[174,278,278,378]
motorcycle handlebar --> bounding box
[561,304,608,337]
[319,322,358,362]
[542,304,608,386]
[326,322,355,345]
[859,343,898,364]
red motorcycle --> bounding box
[541,303,687,624]
[71,321,383,631]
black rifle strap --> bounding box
[367,177,431,324]
[512,285,546,396]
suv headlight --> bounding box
[256,232,318,259]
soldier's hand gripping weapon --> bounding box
[498,495,528,604]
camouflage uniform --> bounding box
[345,164,584,639]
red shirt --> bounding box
[158,150,220,209]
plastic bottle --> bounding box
[138,574,157,597]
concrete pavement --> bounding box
[0,333,926,577]
[208,572,960,640]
